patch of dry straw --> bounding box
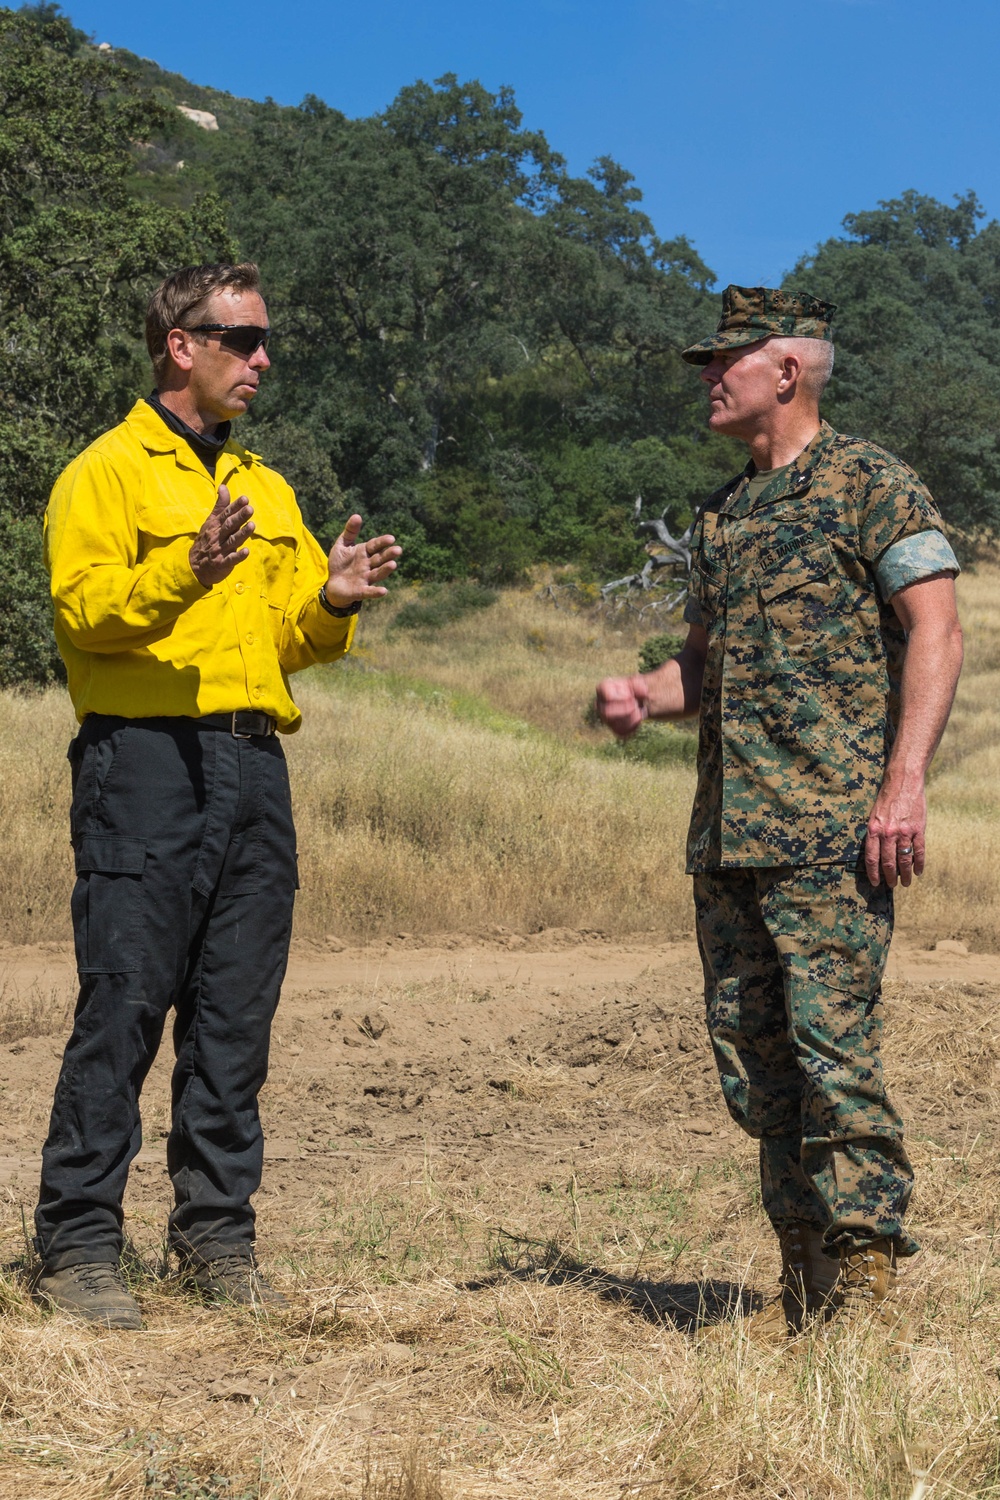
[0,565,995,949]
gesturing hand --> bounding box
[324,514,402,609]
[189,483,255,587]
[595,675,650,739]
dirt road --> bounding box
[0,931,997,1497]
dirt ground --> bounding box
[6,929,992,1202]
[2,927,993,1183]
[0,931,997,1497]
[2,930,726,1210]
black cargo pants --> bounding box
[35,714,298,1271]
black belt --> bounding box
[198,711,278,738]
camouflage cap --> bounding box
[681,285,837,366]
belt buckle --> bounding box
[231,711,254,739]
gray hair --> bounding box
[768,336,835,402]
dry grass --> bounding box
[343,585,651,744]
[0,938,998,1495]
[0,564,995,950]
[0,974,72,1044]
[361,1439,446,1500]
[0,569,996,1497]
[0,689,77,946]
[0,589,696,947]
[899,565,1000,949]
[0,1101,999,1498]
[287,682,692,940]
[299,561,1000,949]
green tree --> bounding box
[216,80,560,515]
[789,190,1000,536]
[215,75,727,577]
[529,156,716,441]
[0,3,232,684]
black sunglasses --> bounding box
[189,323,272,357]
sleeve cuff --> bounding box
[317,586,363,618]
[874,529,960,601]
[157,534,212,598]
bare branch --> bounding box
[598,493,693,602]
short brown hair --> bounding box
[145,263,262,382]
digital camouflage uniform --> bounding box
[680,302,958,1253]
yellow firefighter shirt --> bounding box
[44,400,356,731]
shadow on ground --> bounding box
[465,1231,759,1333]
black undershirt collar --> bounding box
[145,391,232,477]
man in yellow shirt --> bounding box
[34,262,400,1328]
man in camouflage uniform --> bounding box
[596,286,963,1333]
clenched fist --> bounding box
[595,674,651,738]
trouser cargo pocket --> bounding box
[71,835,147,974]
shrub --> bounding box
[638,631,685,673]
[391,582,498,633]
[0,513,64,689]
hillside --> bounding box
[2,2,999,693]
[2,566,996,952]
[0,551,997,1494]
[0,568,997,1498]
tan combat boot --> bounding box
[837,1237,899,1318]
[744,1221,840,1341]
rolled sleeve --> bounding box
[874,529,960,602]
[858,455,948,567]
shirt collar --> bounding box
[727,421,838,517]
[124,398,254,480]
[146,391,231,460]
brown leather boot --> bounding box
[35,1261,143,1330]
[179,1252,289,1311]
[837,1237,898,1315]
[744,1221,840,1341]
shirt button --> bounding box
[253,687,262,698]
[234,582,246,595]
[245,632,254,645]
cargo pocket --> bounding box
[71,835,147,974]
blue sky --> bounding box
[53,0,1000,289]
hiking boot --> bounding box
[180,1252,288,1310]
[35,1261,142,1330]
[744,1221,840,1342]
[838,1237,898,1315]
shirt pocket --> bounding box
[134,496,207,584]
[756,541,862,663]
[136,496,206,545]
[71,835,147,974]
[690,550,727,630]
[248,506,299,638]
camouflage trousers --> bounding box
[693,864,917,1256]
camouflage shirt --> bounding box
[683,422,956,872]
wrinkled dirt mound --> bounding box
[517,977,711,1071]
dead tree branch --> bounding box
[598,495,694,611]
